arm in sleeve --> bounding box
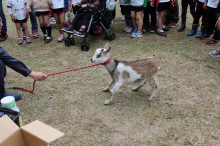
[0,47,32,77]
[7,0,12,15]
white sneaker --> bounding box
[123,26,129,31]
[121,15,125,21]
[126,27,133,33]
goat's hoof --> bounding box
[104,99,111,105]
[148,98,153,101]
[132,88,138,92]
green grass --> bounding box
[1,1,220,145]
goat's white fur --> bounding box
[91,43,160,105]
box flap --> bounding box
[0,115,25,146]
[21,120,64,145]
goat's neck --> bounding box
[105,59,117,77]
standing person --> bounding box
[187,0,207,37]
[156,0,175,37]
[22,6,39,39]
[119,0,133,33]
[0,15,47,101]
[164,0,179,28]
[26,0,53,44]
[177,0,196,32]
[200,0,220,40]
[7,0,32,45]
[124,0,144,38]
[0,0,8,42]
[143,0,157,33]
[50,0,66,42]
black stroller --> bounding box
[64,0,115,51]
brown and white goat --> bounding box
[91,43,160,105]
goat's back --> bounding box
[121,58,160,77]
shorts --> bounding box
[14,18,27,23]
[120,5,131,15]
[130,6,143,12]
[51,8,65,14]
[157,2,170,12]
[35,11,50,17]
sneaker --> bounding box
[136,31,143,37]
[149,27,156,33]
[200,34,212,40]
[22,31,26,40]
[62,26,73,33]
[177,24,186,32]
[32,30,39,38]
[18,38,23,45]
[126,27,133,33]
[3,93,21,101]
[162,25,169,31]
[26,37,32,44]
[123,26,129,31]
[142,27,147,32]
[157,29,167,37]
[57,34,64,42]
[75,28,85,37]
[208,49,220,58]
[206,39,220,45]
[0,33,8,42]
[131,28,137,38]
[44,36,53,44]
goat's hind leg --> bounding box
[148,77,158,101]
[103,80,113,92]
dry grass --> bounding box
[2,1,220,145]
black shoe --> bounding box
[62,26,73,33]
[206,39,220,45]
[200,34,212,40]
[75,28,85,37]
[44,36,53,44]
[149,27,156,33]
[177,24,186,32]
[162,26,169,31]
[157,29,167,37]
[3,93,22,101]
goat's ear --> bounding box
[103,43,111,54]
[104,43,110,50]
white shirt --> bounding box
[159,0,170,3]
[51,0,64,9]
[207,0,220,8]
[198,0,205,3]
[7,0,27,20]
[71,0,82,5]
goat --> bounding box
[91,43,160,105]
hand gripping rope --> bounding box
[9,58,113,92]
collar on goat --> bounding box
[102,58,113,65]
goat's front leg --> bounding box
[104,82,122,105]
[103,80,114,92]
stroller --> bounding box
[64,0,115,51]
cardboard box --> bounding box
[0,115,64,146]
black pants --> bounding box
[181,0,196,25]
[0,59,6,99]
[193,1,208,27]
[71,12,91,30]
[213,14,220,40]
[165,0,179,23]
[143,3,157,28]
[206,7,216,35]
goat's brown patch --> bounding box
[123,71,130,79]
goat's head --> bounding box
[91,43,111,63]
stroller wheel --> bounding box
[64,39,71,47]
[81,42,90,51]
[109,33,115,40]
[70,39,75,45]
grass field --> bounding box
[1,1,220,145]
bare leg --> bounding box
[136,11,143,32]
[15,23,22,39]
[103,80,113,92]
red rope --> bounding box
[11,63,104,92]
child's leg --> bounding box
[136,11,143,32]
[143,6,150,29]
[149,6,157,28]
[131,11,137,29]
[157,10,165,29]
[22,22,30,37]
[15,23,22,39]
[181,0,188,25]
[189,0,196,19]
[43,14,52,37]
[38,15,47,35]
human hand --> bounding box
[150,2,154,7]
[10,15,15,22]
[49,1,53,9]
[203,2,207,10]
[29,71,47,81]
[81,4,87,8]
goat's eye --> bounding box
[97,54,101,58]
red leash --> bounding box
[9,58,112,93]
